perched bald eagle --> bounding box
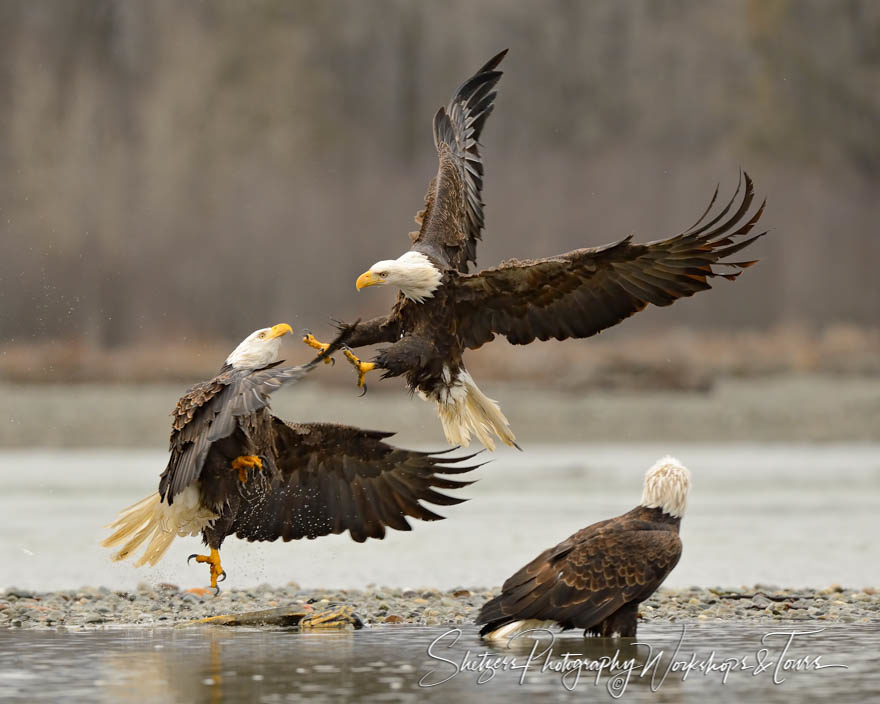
[305,50,766,450]
[476,456,690,640]
[102,323,479,591]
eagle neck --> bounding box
[396,251,443,303]
[630,505,681,529]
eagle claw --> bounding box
[341,346,376,391]
[302,331,334,364]
[231,455,263,483]
[187,549,225,591]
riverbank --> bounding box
[4,326,877,385]
[2,585,877,630]
[3,373,879,447]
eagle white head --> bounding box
[640,455,691,518]
[225,323,293,370]
[355,251,443,303]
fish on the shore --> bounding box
[191,604,363,630]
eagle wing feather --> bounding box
[455,173,766,348]
[229,421,482,543]
[158,329,354,502]
[410,50,506,272]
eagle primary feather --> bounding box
[412,49,507,272]
[454,172,766,348]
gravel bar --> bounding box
[2,584,877,630]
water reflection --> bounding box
[424,626,688,700]
[98,629,366,704]
[0,623,875,703]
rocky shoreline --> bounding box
[2,584,877,630]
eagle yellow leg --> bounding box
[343,349,376,389]
[302,332,334,364]
[187,548,226,592]
[231,455,262,483]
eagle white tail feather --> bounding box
[485,619,557,641]
[433,368,516,451]
[101,486,217,567]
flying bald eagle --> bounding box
[305,49,767,451]
[476,456,690,640]
[102,323,479,592]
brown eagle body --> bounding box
[159,358,314,504]
[103,325,479,589]
[342,292,463,398]
[169,407,477,548]
[338,49,767,450]
[476,506,682,638]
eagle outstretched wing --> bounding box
[159,329,353,503]
[455,172,766,349]
[410,50,506,273]
[477,522,682,634]
[229,421,482,543]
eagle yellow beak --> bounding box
[267,323,293,339]
[356,270,383,290]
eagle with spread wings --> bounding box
[304,50,767,450]
[103,323,479,592]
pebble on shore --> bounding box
[1,584,877,630]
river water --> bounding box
[1,623,877,702]
[1,443,879,591]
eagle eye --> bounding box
[379,272,388,278]
[258,332,266,339]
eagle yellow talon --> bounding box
[188,548,226,591]
[302,333,334,364]
[343,349,376,388]
[231,455,262,483]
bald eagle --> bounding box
[102,323,479,592]
[305,50,766,450]
[476,456,690,640]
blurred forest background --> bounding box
[0,0,878,385]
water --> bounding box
[2,444,879,591]
[1,623,877,702]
